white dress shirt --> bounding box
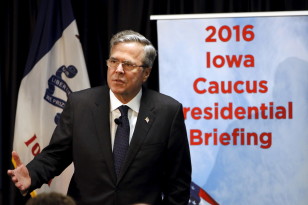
[109,89,142,150]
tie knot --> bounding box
[118,105,129,117]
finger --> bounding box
[12,176,18,183]
[7,169,16,178]
[7,169,14,176]
[16,182,22,189]
[16,182,26,192]
[12,151,22,167]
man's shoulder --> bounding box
[72,85,107,96]
[69,85,108,100]
[143,88,181,106]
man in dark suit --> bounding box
[8,30,192,205]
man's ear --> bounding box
[143,68,152,82]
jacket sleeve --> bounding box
[162,103,192,205]
[26,94,74,191]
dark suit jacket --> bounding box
[27,86,192,205]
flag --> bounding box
[13,0,90,196]
[189,181,219,205]
[0,69,2,191]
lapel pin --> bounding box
[145,117,149,123]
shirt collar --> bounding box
[110,89,142,113]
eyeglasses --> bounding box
[106,58,146,71]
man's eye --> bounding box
[124,63,134,67]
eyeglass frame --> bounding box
[106,58,148,72]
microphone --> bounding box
[114,117,122,125]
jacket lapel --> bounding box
[117,88,156,183]
[92,86,117,182]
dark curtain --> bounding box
[1,0,308,204]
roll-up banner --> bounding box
[151,11,308,204]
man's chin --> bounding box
[110,87,126,95]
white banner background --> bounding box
[156,12,308,204]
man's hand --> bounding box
[7,151,31,194]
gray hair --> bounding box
[110,30,157,68]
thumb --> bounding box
[12,151,23,167]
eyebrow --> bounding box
[110,57,136,65]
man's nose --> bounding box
[115,63,125,73]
